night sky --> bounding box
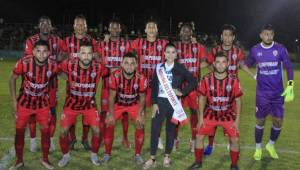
[1,0,300,47]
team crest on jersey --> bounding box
[273,50,278,57]
[157,45,162,51]
[209,85,214,91]
[257,52,263,57]
[105,46,109,51]
[90,72,96,78]
[52,43,57,49]
[177,49,181,53]
[119,83,123,89]
[27,72,33,77]
[192,47,198,54]
[232,54,237,60]
[120,46,125,52]
[142,45,147,50]
[133,83,139,90]
[226,85,232,92]
[47,71,52,78]
[72,71,77,76]
[69,43,74,48]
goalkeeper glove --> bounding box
[281,80,294,102]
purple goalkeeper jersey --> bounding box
[245,42,294,97]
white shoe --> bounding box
[90,152,101,166]
[30,138,37,152]
[58,153,71,167]
[50,138,56,152]
[190,139,195,153]
[163,156,171,168]
[143,159,156,170]
[158,138,164,150]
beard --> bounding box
[35,57,47,65]
[80,60,91,67]
[214,66,227,74]
[41,32,50,36]
[123,70,135,76]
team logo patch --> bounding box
[120,46,125,52]
[157,45,162,51]
[177,49,181,53]
[232,54,237,60]
[72,71,77,76]
[210,85,214,91]
[134,83,139,90]
[69,43,74,48]
[90,72,96,78]
[226,85,232,92]
[27,72,33,77]
[142,45,147,50]
[257,52,262,57]
[192,47,198,54]
[119,83,123,89]
[105,46,109,51]
[273,50,278,57]
[47,71,52,78]
[52,43,57,49]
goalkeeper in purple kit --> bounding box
[244,24,294,160]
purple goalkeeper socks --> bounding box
[255,125,264,144]
[270,125,281,142]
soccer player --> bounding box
[203,24,254,155]
[98,19,132,148]
[64,14,99,150]
[143,43,196,169]
[9,40,58,170]
[245,24,294,160]
[24,16,65,152]
[188,51,242,170]
[175,22,208,152]
[132,18,168,149]
[57,41,107,167]
[103,52,147,164]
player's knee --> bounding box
[60,127,69,137]
[256,118,265,126]
[92,126,100,136]
[272,118,283,128]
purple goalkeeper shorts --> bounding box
[255,95,284,119]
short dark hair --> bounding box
[33,40,49,49]
[178,22,195,32]
[261,24,274,32]
[80,40,93,49]
[123,52,137,61]
[221,24,236,36]
[164,43,177,51]
[145,17,158,26]
[74,14,86,21]
[214,51,227,61]
[109,18,121,27]
[38,16,51,24]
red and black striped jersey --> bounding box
[132,38,168,81]
[98,39,131,68]
[175,41,207,80]
[64,34,98,60]
[60,59,108,111]
[208,45,245,76]
[24,34,65,61]
[198,73,243,121]
[109,69,147,106]
[13,56,58,109]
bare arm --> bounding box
[240,62,256,79]
[197,95,207,127]
[9,73,19,116]
[234,96,242,129]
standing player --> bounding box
[189,51,242,170]
[175,22,207,152]
[244,25,294,160]
[57,41,107,167]
[98,19,132,148]
[24,16,65,152]
[9,40,58,170]
[204,24,254,155]
[132,19,168,149]
[64,15,99,150]
[103,52,147,164]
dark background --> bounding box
[1,0,300,50]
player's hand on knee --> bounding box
[152,104,159,118]
[105,113,115,125]
[136,112,145,127]
[11,100,17,118]
[232,121,239,131]
[197,118,204,129]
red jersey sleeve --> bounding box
[109,74,117,90]
[59,60,69,74]
[198,44,207,60]
[233,78,243,98]
[207,48,215,65]
[24,38,34,56]
[237,48,245,62]
[198,78,207,96]
[131,39,139,52]
[12,59,24,75]
[139,75,148,93]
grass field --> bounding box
[0,59,299,170]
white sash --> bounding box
[156,63,188,125]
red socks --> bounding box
[15,128,25,163]
[104,125,114,155]
[208,135,215,146]
[194,148,203,163]
[59,135,70,154]
[91,135,100,153]
[41,128,50,162]
[190,114,198,139]
[135,129,144,155]
[230,150,239,167]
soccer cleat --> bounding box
[190,139,195,153]
[9,161,24,170]
[158,137,164,150]
[41,159,54,170]
[58,153,71,167]
[134,154,144,165]
[90,153,101,166]
[163,156,171,168]
[188,162,202,170]
[122,139,131,149]
[69,139,77,150]
[266,143,279,159]
[143,159,156,170]
[30,138,37,152]
[231,165,239,170]
[253,148,262,161]
[204,145,213,156]
[101,153,111,163]
[81,140,91,151]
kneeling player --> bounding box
[103,52,146,165]
[9,40,58,170]
[189,52,242,170]
[57,41,107,167]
